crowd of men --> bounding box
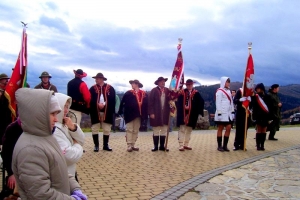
[0,69,282,199]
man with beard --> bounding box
[34,71,58,92]
[148,77,171,152]
[176,79,204,151]
[267,84,282,140]
[118,80,148,152]
[89,73,116,152]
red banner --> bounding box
[169,41,184,117]
[5,28,28,117]
[242,54,254,112]
[169,43,184,91]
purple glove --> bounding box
[72,190,88,200]
[71,195,81,200]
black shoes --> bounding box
[151,147,158,152]
[103,135,113,151]
[217,146,224,152]
[269,138,278,141]
[94,146,99,152]
[223,146,230,152]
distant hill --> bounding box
[195,82,300,124]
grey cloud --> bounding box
[45,2,58,10]
[2,0,300,93]
[39,15,70,33]
[81,36,111,52]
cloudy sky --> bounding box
[0,0,299,93]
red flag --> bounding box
[169,40,184,117]
[169,42,184,91]
[242,53,254,113]
[5,27,28,118]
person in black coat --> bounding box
[118,80,148,152]
[241,83,272,150]
[148,77,171,151]
[1,118,23,195]
[233,88,251,151]
[176,79,204,151]
[89,73,116,152]
[0,73,13,147]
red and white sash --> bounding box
[256,94,269,113]
[217,88,232,103]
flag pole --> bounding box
[243,42,252,151]
[165,38,183,151]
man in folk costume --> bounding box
[241,83,272,150]
[148,77,171,151]
[34,71,58,92]
[267,84,282,141]
[233,88,251,150]
[67,69,91,124]
[118,80,148,152]
[176,79,204,151]
[89,73,116,152]
[214,77,235,152]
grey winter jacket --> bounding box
[12,88,80,200]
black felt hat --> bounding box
[129,79,143,88]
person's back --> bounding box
[68,77,85,111]
[12,88,85,199]
[67,69,90,125]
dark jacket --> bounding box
[251,93,272,125]
[67,77,89,114]
[0,94,12,145]
[148,86,171,127]
[89,83,116,125]
[34,82,58,92]
[2,120,23,176]
[233,89,251,148]
[267,90,281,132]
[118,90,148,124]
[176,89,204,129]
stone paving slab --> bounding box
[179,148,300,200]
[76,127,300,199]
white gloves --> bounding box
[239,97,247,102]
[239,96,251,102]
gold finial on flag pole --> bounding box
[248,42,252,54]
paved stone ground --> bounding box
[76,127,300,200]
[179,148,300,200]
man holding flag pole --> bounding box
[148,38,184,152]
[238,42,255,151]
[164,38,185,151]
